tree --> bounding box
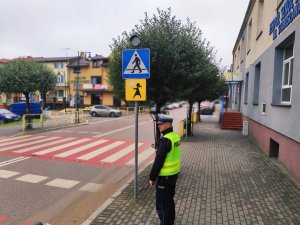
[0,59,56,128]
[108,8,224,138]
[36,64,57,110]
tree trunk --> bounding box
[41,91,47,110]
[24,92,33,130]
[187,101,193,135]
[197,101,201,122]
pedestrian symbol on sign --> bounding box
[123,50,149,78]
[133,83,142,98]
[132,54,142,73]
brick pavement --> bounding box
[87,118,300,225]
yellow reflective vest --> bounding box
[159,132,181,176]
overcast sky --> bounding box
[0,0,249,69]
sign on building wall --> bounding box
[269,0,300,40]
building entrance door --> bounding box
[91,94,102,105]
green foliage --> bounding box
[108,8,224,111]
[0,59,56,113]
[0,59,56,96]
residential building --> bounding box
[231,0,300,181]
[67,52,115,107]
[34,56,74,109]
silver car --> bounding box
[89,105,122,117]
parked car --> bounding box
[150,105,168,115]
[0,109,21,124]
[164,103,176,110]
[8,102,42,116]
[200,101,214,115]
[89,105,122,117]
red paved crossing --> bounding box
[0,135,154,167]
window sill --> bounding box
[253,102,259,105]
[271,103,291,107]
[256,31,263,41]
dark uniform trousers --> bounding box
[156,174,178,225]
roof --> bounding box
[67,57,90,68]
[0,59,10,64]
[91,54,106,60]
[32,56,76,62]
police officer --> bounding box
[149,114,181,225]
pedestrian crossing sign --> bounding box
[122,49,150,79]
[125,79,146,101]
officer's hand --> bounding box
[149,180,155,187]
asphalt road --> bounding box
[0,106,191,225]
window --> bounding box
[57,74,64,83]
[56,90,64,97]
[237,46,241,68]
[54,62,63,69]
[257,0,264,38]
[262,103,266,115]
[253,63,261,104]
[244,73,249,104]
[241,36,245,63]
[93,60,100,68]
[272,33,294,105]
[281,43,294,103]
[247,19,252,53]
[91,76,102,84]
[277,0,284,8]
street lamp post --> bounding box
[74,51,81,123]
[130,34,141,199]
[74,51,91,123]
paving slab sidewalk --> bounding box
[86,118,300,225]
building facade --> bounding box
[232,0,300,181]
[34,57,73,109]
[68,52,115,107]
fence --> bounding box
[117,106,149,115]
[22,110,87,132]
[177,111,199,138]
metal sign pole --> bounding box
[134,101,139,199]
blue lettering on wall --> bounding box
[269,0,300,40]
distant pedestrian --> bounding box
[149,114,181,225]
[131,54,142,73]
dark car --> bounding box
[8,102,42,116]
[0,109,21,124]
[200,101,214,115]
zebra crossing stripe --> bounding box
[54,139,109,158]
[32,138,91,156]
[14,137,75,153]
[0,169,20,178]
[77,141,125,160]
[0,135,33,143]
[0,136,45,148]
[126,147,154,165]
[101,143,142,163]
[0,137,59,152]
[45,178,80,189]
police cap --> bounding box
[157,114,173,124]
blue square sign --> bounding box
[122,49,150,79]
